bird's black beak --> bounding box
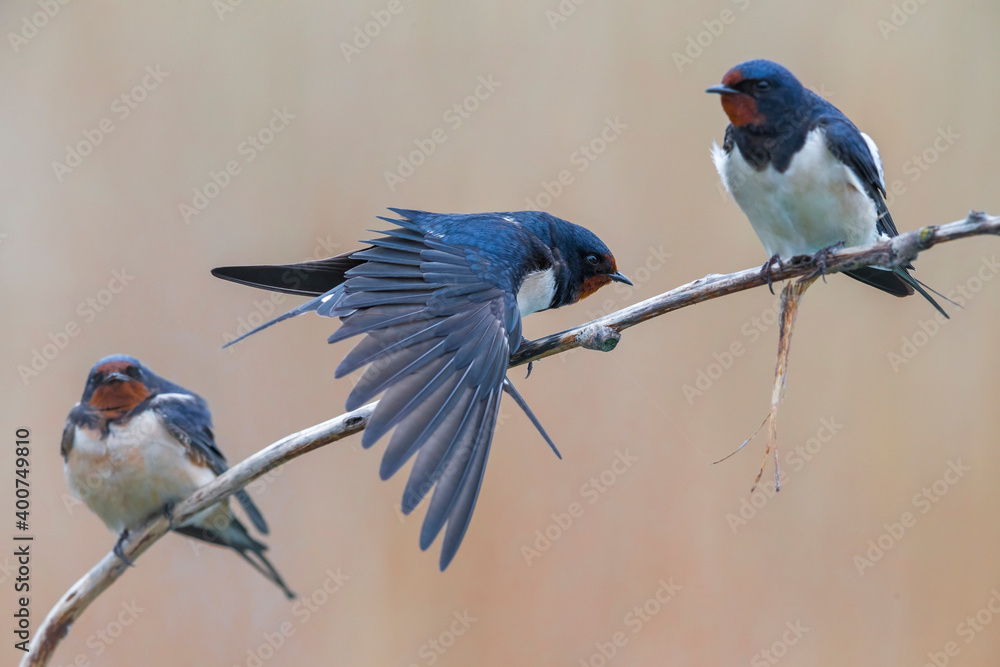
[101,372,131,385]
[609,271,633,286]
[706,84,741,95]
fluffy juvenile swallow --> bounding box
[707,59,947,316]
[212,209,631,569]
[62,354,295,598]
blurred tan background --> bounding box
[3,1,1000,665]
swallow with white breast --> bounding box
[212,208,631,569]
[708,58,948,316]
[62,354,295,598]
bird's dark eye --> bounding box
[755,80,771,91]
[125,366,139,378]
[585,254,600,266]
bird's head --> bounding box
[527,213,632,306]
[707,59,805,130]
[82,354,155,418]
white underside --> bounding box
[517,268,556,316]
[713,129,887,259]
[65,408,221,533]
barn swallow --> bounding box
[212,208,631,569]
[62,354,295,598]
[707,59,948,316]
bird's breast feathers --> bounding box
[714,127,882,258]
[64,409,217,532]
[516,267,556,316]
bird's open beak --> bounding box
[706,84,742,95]
[609,271,633,286]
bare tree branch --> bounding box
[23,211,999,666]
[511,211,999,365]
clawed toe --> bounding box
[805,241,846,283]
[760,254,781,294]
[162,501,177,527]
[113,530,135,567]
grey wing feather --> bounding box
[331,226,525,568]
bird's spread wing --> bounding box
[326,217,524,569]
[153,393,269,534]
